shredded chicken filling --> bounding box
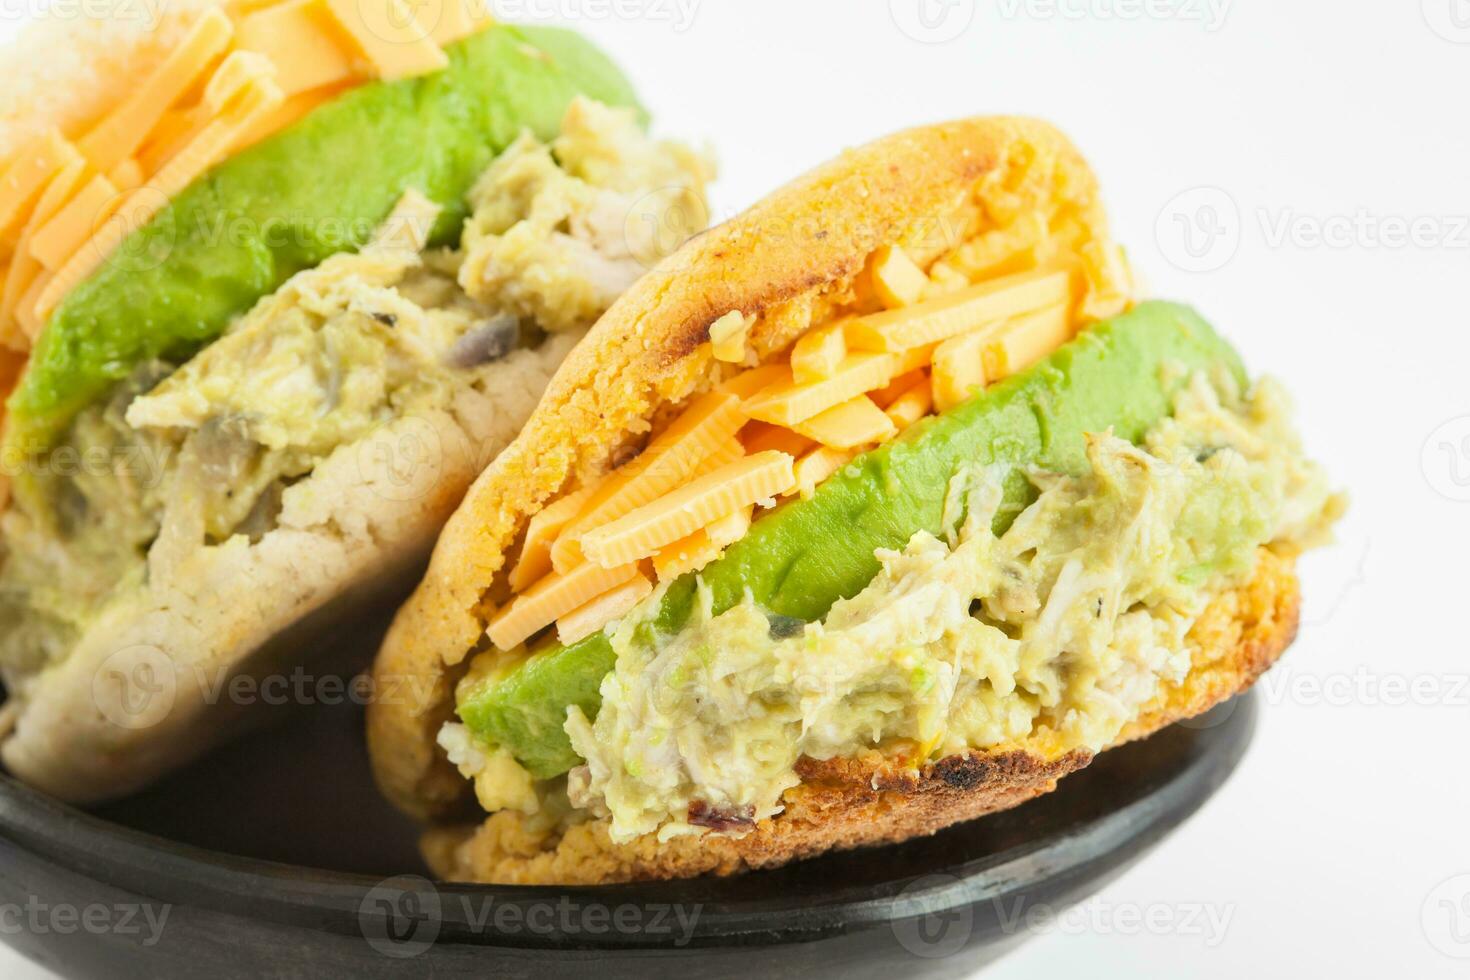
[0,99,711,679]
[548,372,1339,842]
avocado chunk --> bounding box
[5,25,641,454]
[459,301,1247,778]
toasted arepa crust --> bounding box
[368,116,1116,820]
[367,116,1302,884]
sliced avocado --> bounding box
[6,25,642,454]
[460,301,1247,778]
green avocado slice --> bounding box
[459,300,1247,778]
[5,24,642,455]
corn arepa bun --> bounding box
[0,4,695,802]
[1,333,582,802]
[366,115,1305,883]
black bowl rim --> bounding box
[0,693,1256,951]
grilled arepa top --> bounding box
[367,116,1338,883]
[369,116,1121,815]
[0,5,715,801]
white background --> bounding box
[2,1,1467,977]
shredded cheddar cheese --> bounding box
[0,0,495,348]
[790,319,848,384]
[709,310,754,363]
[579,451,796,568]
[551,392,746,572]
[489,559,640,651]
[845,268,1069,352]
[493,242,1127,649]
[556,572,654,646]
[791,395,896,450]
[865,244,929,309]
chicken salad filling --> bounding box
[0,98,711,681]
[447,368,1340,843]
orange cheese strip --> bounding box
[488,559,639,651]
[658,529,724,580]
[884,376,934,430]
[507,486,594,593]
[34,76,285,322]
[705,505,754,547]
[551,392,745,571]
[1077,240,1131,322]
[0,156,87,345]
[16,273,51,341]
[867,245,928,309]
[29,174,123,272]
[137,107,207,177]
[0,129,79,242]
[846,269,1069,353]
[744,343,933,427]
[226,0,288,17]
[949,212,1050,280]
[709,310,753,363]
[325,0,448,80]
[981,304,1072,383]
[792,395,895,450]
[652,504,753,580]
[870,368,925,409]
[718,363,787,400]
[238,0,355,97]
[893,343,938,374]
[742,352,901,427]
[580,451,795,568]
[108,159,145,193]
[554,437,743,573]
[932,323,1000,413]
[556,572,654,646]
[77,7,235,174]
[790,319,847,384]
[205,51,279,113]
[793,445,855,499]
[740,421,813,458]
[651,532,720,582]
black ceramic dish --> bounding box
[0,683,1255,980]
